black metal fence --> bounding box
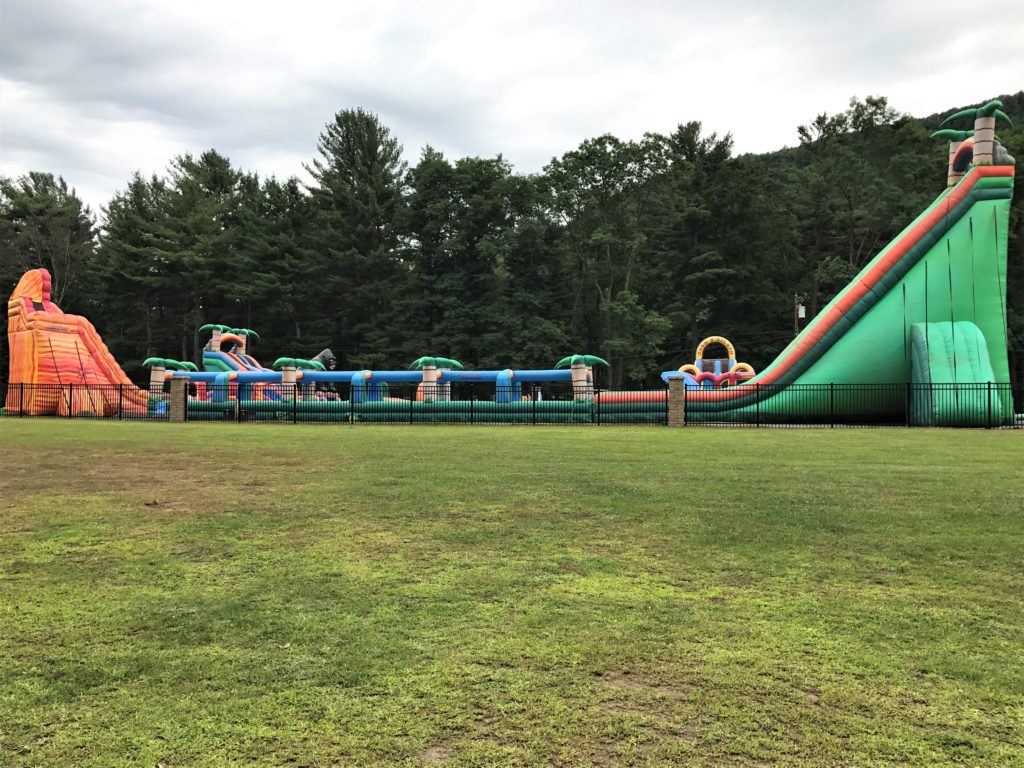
[187,383,668,425]
[0,382,170,421]
[683,382,1023,428]
[1,381,1021,428]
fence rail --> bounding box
[1,381,1021,428]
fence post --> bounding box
[20,382,25,417]
[470,387,475,425]
[830,383,835,428]
[168,378,188,423]
[118,383,124,420]
[293,384,298,424]
[410,391,414,425]
[756,383,761,428]
[667,379,684,427]
[533,389,537,426]
[905,382,911,427]
[987,381,993,429]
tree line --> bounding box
[2,94,1023,386]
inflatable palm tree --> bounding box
[409,356,464,370]
[143,358,197,372]
[198,324,232,350]
[272,358,326,371]
[554,354,609,369]
[940,99,1014,165]
[142,358,196,397]
[554,354,608,396]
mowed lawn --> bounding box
[1,422,1022,767]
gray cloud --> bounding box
[2,0,1022,213]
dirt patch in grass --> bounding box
[420,745,449,763]
[601,671,694,697]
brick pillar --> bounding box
[667,378,685,427]
[168,377,188,422]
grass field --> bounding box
[1,422,1022,767]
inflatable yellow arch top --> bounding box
[677,336,756,387]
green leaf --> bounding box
[939,108,977,127]
[930,129,972,141]
[410,356,464,370]
[555,354,608,368]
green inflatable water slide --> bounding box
[686,160,1015,425]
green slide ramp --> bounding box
[909,321,1011,425]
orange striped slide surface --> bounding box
[6,269,149,415]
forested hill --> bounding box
[2,93,1022,387]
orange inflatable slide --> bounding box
[6,269,149,416]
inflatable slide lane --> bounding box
[5,269,150,416]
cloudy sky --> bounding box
[2,0,1022,212]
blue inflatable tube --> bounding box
[439,369,574,383]
[233,372,284,383]
[297,371,362,383]
[169,371,222,383]
[350,371,398,403]
[437,370,503,382]
[362,371,424,383]
[212,372,233,402]
[171,370,292,384]
[511,370,574,383]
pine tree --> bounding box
[0,172,95,307]
[307,108,408,368]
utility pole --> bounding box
[793,294,806,334]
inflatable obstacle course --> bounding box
[666,336,756,389]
